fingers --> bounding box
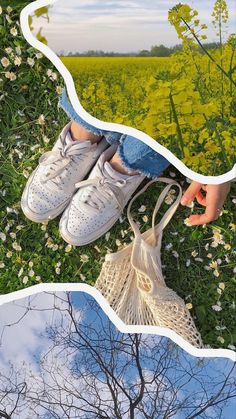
[181,182,202,206]
[195,191,207,206]
[188,208,221,226]
[187,183,231,226]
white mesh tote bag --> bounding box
[95,177,203,348]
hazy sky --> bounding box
[32,0,236,53]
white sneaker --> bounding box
[59,144,145,246]
[21,122,108,223]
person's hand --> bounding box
[181,181,231,226]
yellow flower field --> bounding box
[61,51,235,176]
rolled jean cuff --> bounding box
[58,89,170,178]
[58,89,121,143]
[118,135,170,178]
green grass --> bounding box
[0,3,236,349]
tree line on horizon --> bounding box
[60,42,221,57]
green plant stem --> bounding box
[181,18,236,87]
[203,114,231,169]
[214,127,231,169]
[229,48,236,109]
[169,93,185,157]
[218,10,225,119]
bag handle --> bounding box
[127,177,182,246]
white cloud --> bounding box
[0,292,79,368]
[32,0,236,52]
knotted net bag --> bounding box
[95,178,203,348]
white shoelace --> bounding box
[39,134,94,188]
[74,164,130,213]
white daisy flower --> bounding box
[209,261,218,270]
[80,254,89,263]
[22,276,29,285]
[229,223,236,232]
[27,57,35,67]
[5,71,16,81]
[6,15,12,24]
[37,114,45,125]
[65,244,72,253]
[172,250,179,258]
[14,56,21,66]
[56,86,63,95]
[5,47,13,54]
[213,269,220,277]
[186,201,194,209]
[165,194,174,205]
[43,135,50,144]
[184,217,192,227]
[94,245,101,253]
[186,259,191,267]
[51,72,57,80]
[23,169,30,178]
[138,205,146,213]
[12,241,22,251]
[212,305,222,312]
[0,232,6,242]
[10,27,18,37]
[105,232,110,242]
[15,46,21,55]
[1,57,10,68]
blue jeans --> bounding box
[59,90,170,177]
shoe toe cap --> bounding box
[22,173,70,219]
[61,203,114,245]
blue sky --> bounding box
[33,0,236,53]
[0,291,235,418]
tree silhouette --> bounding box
[0,292,235,418]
